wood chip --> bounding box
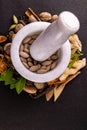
[59,58,86,81]
[46,89,54,101]
[54,71,81,102]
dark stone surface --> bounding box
[0,0,87,130]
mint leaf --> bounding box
[0,68,26,94]
[68,60,76,69]
[0,68,13,85]
[10,78,26,94]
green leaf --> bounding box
[0,68,13,85]
[16,78,26,94]
[68,60,76,69]
[76,50,83,56]
[10,78,26,94]
[0,68,26,94]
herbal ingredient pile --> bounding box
[0,8,86,102]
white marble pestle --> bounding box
[30,11,80,61]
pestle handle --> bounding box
[30,11,80,61]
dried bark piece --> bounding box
[25,8,41,22]
[46,89,54,101]
[54,71,81,102]
[0,35,7,43]
[69,34,82,51]
[59,58,86,81]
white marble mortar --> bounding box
[10,22,71,83]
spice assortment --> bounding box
[0,8,86,102]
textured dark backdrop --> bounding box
[0,0,87,130]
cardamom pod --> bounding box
[9,24,16,31]
[13,15,18,24]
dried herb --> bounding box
[68,50,83,69]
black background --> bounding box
[0,0,87,130]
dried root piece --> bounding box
[46,89,54,101]
[25,8,41,22]
[54,71,81,102]
[69,34,82,52]
[59,58,86,81]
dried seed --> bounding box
[12,34,16,40]
[23,85,37,94]
[51,14,58,21]
[42,60,52,66]
[41,66,47,69]
[23,36,32,44]
[46,65,51,71]
[20,57,27,62]
[9,31,14,36]
[34,82,45,89]
[19,51,29,58]
[31,34,38,39]
[15,24,24,32]
[51,54,58,60]
[20,44,24,51]
[19,20,26,25]
[28,61,33,67]
[22,61,29,69]
[39,12,52,21]
[29,39,34,44]
[37,68,48,74]
[24,43,29,49]
[4,43,11,55]
[27,57,32,62]
[13,15,18,24]
[24,48,29,54]
[51,61,57,69]
[9,24,16,31]
[37,64,41,69]
[34,60,37,65]
[29,65,40,72]
[0,35,7,43]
